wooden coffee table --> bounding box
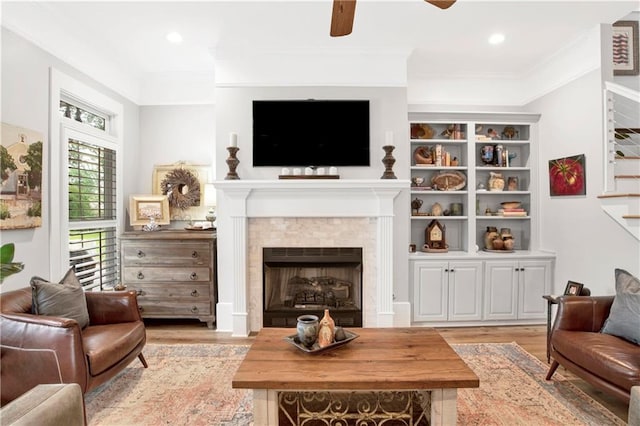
[232,327,479,425]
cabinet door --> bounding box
[412,261,448,322]
[518,260,552,319]
[448,261,483,321]
[483,261,518,320]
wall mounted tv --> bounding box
[252,99,370,167]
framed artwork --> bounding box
[564,281,584,296]
[0,123,44,230]
[548,154,586,197]
[613,20,639,76]
[152,162,211,221]
[129,195,170,226]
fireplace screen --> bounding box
[263,247,363,327]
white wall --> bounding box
[1,28,140,291]
[525,70,639,295]
[214,86,412,303]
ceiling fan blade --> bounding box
[330,0,357,37]
[425,0,456,9]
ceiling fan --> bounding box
[330,0,456,37]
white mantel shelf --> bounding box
[214,179,409,336]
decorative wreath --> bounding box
[160,168,201,210]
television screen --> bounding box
[252,100,370,167]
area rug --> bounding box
[84,342,624,426]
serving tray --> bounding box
[284,330,359,354]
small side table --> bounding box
[542,295,560,363]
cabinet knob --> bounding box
[191,251,199,258]
[136,289,144,296]
[191,289,199,297]
[137,250,145,258]
[445,268,449,272]
[138,306,144,312]
[191,306,199,313]
[450,269,455,273]
[190,272,197,280]
[137,272,144,280]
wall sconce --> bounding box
[203,183,216,228]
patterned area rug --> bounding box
[84,342,624,426]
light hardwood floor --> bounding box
[144,320,629,422]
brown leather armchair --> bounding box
[1,288,147,405]
[546,295,640,404]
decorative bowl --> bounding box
[500,201,522,209]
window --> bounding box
[50,69,124,289]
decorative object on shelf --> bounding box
[153,162,210,220]
[225,147,240,180]
[488,171,505,191]
[380,145,397,179]
[450,157,459,166]
[409,243,416,253]
[503,235,515,251]
[450,203,463,216]
[411,177,425,187]
[507,176,519,191]
[411,198,423,215]
[0,123,44,230]
[430,202,443,216]
[410,123,435,139]
[413,146,433,165]
[142,215,160,232]
[484,226,500,250]
[494,144,504,166]
[613,20,639,76]
[492,238,504,250]
[430,170,466,191]
[285,329,359,354]
[564,281,584,296]
[480,145,494,165]
[548,154,586,196]
[160,168,201,211]
[296,314,319,348]
[129,195,170,228]
[424,219,447,252]
[502,126,519,139]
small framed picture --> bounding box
[129,195,170,226]
[564,281,584,296]
[613,20,639,76]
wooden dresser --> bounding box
[120,230,216,328]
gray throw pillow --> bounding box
[601,268,640,345]
[31,267,90,329]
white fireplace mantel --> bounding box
[214,179,409,336]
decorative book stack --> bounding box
[498,208,527,217]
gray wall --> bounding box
[525,69,639,294]
[1,28,140,291]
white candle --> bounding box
[385,130,393,146]
[316,167,325,175]
[229,132,238,147]
[293,168,302,175]
[281,167,290,175]
[305,167,313,175]
[329,166,338,175]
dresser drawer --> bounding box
[138,301,212,317]
[122,242,212,266]
[123,267,210,283]
[129,282,211,299]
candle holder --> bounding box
[225,147,240,180]
[380,145,397,179]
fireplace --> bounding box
[263,247,363,327]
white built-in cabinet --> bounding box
[408,111,555,326]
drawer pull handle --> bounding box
[191,306,199,313]
[139,306,144,312]
[191,290,199,297]
[190,272,197,280]
[136,289,144,296]
[137,272,145,280]
[191,251,199,258]
[137,250,145,258]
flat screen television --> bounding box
[252,100,370,167]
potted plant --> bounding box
[0,243,24,284]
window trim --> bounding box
[49,68,124,281]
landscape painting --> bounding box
[0,123,43,229]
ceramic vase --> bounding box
[317,309,336,348]
[488,172,505,191]
[296,315,319,347]
[484,226,499,250]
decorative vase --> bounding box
[484,226,499,250]
[317,309,335,348]
[488,172,505,191]
[296,314,319,347]
[503,236,515,251]
[431,202,443,216]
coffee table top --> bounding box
[232,327,479,391]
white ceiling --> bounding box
[2,1,638,105]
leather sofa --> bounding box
[0,384,86,426]
[546,296,640,404]
[1,288,147,405]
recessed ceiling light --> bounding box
[488,33,505,45]
[166,31,183,44]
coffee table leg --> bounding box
[253,389,278,425]
[430,388,457,425]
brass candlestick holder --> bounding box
[225,147,240,180]
[381,145,397,179]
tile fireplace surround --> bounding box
[214,179,408,337]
